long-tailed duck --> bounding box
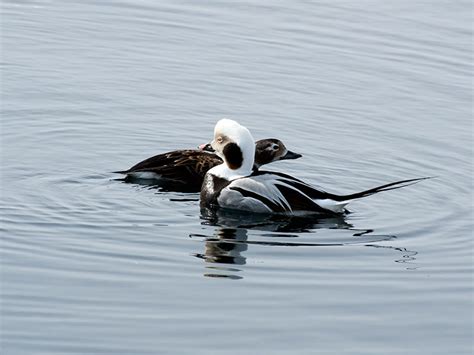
[200,118,430,215]
[115,138,301,192]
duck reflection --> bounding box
[114,176,201,193]
[365,244,419,270]
[193,228,248,265]
[191,228,248,280]
[200,207,355,233]
[191,208,418,279]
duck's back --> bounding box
[125,150,222,190]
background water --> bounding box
[1,1,472,354]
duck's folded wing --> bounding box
[219,172,337,214]
[125,150,221,182]
[219,171,430,214]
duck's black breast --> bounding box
[200,174,232,208]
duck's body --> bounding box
[201,169,428,215]
[117,150,219,191]
[200,119,429,215]
[115,138,301,192]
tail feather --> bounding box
[112,170,129,174]
[336,177,433,202]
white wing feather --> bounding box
[218,174,292,212]
[218,173,349,213]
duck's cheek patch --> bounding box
[223,142,243,170]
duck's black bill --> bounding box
[199,143,215,152]
[281,150,302,160]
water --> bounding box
[1,1,472,354]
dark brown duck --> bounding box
[115,138,301,192]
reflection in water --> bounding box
[193,228,248,265]
[365,244,419,270]
[192,228,248,280]
[200,207,355,233]
[114,176,202,193]
[191,208,418,279]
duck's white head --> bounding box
[208,118,255,179]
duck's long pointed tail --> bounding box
[112,170,128,174]
[335,177,433,202]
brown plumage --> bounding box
[115,138,301,192]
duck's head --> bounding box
[200,137,302,169]
[209,118,255,175]
[254,138,302,168]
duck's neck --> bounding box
[208,163,252,180]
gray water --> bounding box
[1,1,473,354]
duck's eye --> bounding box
[271,144,279,151]
[216,136,224,144]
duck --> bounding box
[115,138,302,192]
[200,118,430,215]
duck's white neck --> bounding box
[208,159,253,180]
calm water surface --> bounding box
[2,1,473,354]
